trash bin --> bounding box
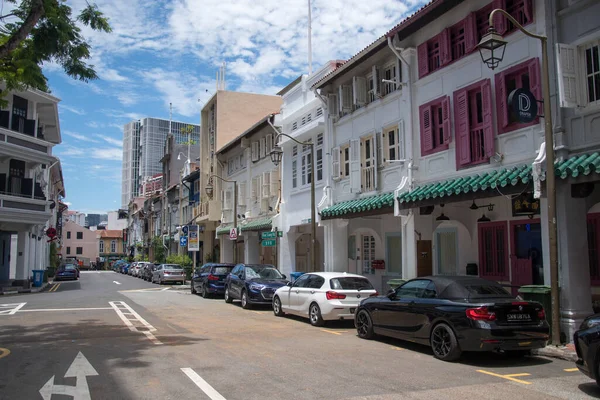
[32,269,45,287]
[290,272,305,282]
[518,285,552,337]
[387,279,407,290]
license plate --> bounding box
[507,313,531,321]
[350,308,356,314]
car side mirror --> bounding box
[286,282,292,287]
[281,274,287,280]
[387,289,396,299]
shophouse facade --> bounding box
[60,221,98,267]
[192,90,282,264]
[316,0,551,297]
[215,115,281,266]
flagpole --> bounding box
[308,0,312,75]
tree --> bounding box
[0,0,111,100]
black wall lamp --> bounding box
[470,200,495,212]
[436,204,450,221]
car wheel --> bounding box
[201,284,209,299]
[273,296,285,317]
[309,303,324,327]
[224,287,233,303]
[241,290,251,309]
[430,323,462,361]
[191,283,197,295]
[355,310,374,339]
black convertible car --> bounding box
[574,313,600,386]
[355,276,549,361]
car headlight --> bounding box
[249,283,263,291]
[580,317,600,330]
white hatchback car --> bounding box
[272,272,377,326]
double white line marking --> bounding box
[109,301,162,345]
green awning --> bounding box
[554,152,600,179]
[398,165,532,204]
[216,223,233,236]
[240,217,272,232]
[320,192,394,219]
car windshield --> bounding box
[64,265,77,271]
[163,265,182,270]
[330,277,374,290]
[246,266,283,280]
[213,266,233,275]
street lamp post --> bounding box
[478,10,560,345]
[206,175,238,264]
[270,134,317,273]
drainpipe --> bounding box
[312,88,327,108]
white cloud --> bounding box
[64,201,72,206]
[63,131,100,143]
[55,144,122,161]
[93,148,123,161]
[60,105,86,115]
[86,121,102,128]
[96,135,123,147]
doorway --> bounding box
[510,219,543,294]
[436,228,458,275]
[386,233,402,276]
[0,232,10,282]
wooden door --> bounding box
[510,219,541,295]
[417,240,432,277]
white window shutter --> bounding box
[398,120,405,160]
[266,134,273,156]
[556,43,580,108]
[251,141,259,162]
[342,85,353,112]
[259,137,266,158]
[223,190,232,210]
[262,172,270,198]
[372,66,381,96]
[353,77,367,106]
[328,94,339,118]
[220,190,225,210]
[332,146,340,180]
[270,169,280,196]
[395,58,402,87]
[377,131,385,167]
[238,182,246,206]
[251,177,258,202]
[371,136,378,190]
[350,139,361,193]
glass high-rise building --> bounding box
[121,117,200,207]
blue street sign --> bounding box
[180,236,188,247]
[182,225,189,235]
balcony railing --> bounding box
[361,165,376,193]
[193,201,209,219]
[0,111,37,137]
[0,174,46,200]
[469,127,486,164]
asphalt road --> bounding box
[0,271,597,400]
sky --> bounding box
[46,0,426,214]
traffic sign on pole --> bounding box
[179,236,188,247]
[261,239,276,247]
[261,231,276,240]
[229,228,238,240]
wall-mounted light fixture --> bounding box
[436,204,450,221]
[469,200,495,212]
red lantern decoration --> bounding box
[46,227,57,239]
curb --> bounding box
[533,346,578,362]
[0,282,50,296]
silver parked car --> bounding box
[151,264,185,285]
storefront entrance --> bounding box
[510,219,543,295]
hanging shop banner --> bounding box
[188,225,199,251]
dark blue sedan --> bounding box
[55,265,79,281]
[191,263,235,298]
[224,264,288,309]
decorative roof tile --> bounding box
[240,217,272,232]
[320,192,395,219]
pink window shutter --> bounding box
[528,57,541,102]
[420,104,433,155]
[495,72,508,133]
[465,13,478,53]
[454,89,470,166]
[524,0,534,24]
[417,42,429,79]
[441,96,451,145]
[498,223,509,280]
[440,29,451,65]
[481,79,494,158]
[492,0,507,34]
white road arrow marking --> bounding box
[39,351,98,400]
[113,281,121,285]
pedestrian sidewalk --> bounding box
[0,278,53,296]
[533,343,577,362]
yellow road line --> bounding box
[49,283,60,292]
[320,329,342,335]
[476,369,532,385]
[0,348,10,359]
[564,368,578,372]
